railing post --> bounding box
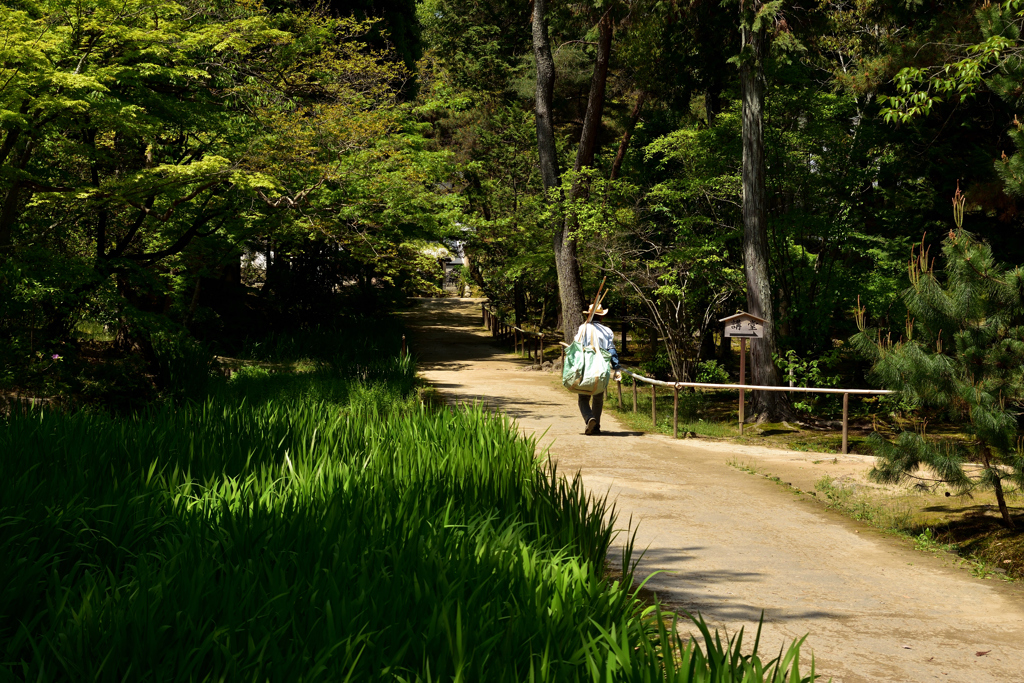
[673,384,679,439]
[842,392,850,454]
[539,337,544,364]
[739,337,746,436]
[632,380,637,413]
[482,303,486,326]
[401,334,406,356]
[617,377,623,409]
[651,383,656,427]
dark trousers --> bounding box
[578,392,604,427]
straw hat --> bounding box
[583,290,609,316]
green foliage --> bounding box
[591,110,745,380]
[229,364,272,382]
[639,347,673,380]
[880,1,1024,123]
[695,359,730,385]
[852,226,1024,526]
[0,0,462,386]
[879,1,1024,198]
[0,351,812,681]
[774,350,841,415]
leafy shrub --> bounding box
[774,349,842,415]
[695,359,729,384]
[639,348,673,380]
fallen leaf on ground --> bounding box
[976,650,991,657]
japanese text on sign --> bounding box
[723,318,763,338]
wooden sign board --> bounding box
[720,312,765,339]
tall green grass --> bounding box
[1,352,814,681]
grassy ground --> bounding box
[724,457,1024,582]
[813,477,1024,581]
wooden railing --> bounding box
[481,301,891,455]
[481,304,548,363]
[616,369,893,455]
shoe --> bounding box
[593,426,601,435]
[585,418,597,435]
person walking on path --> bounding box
[574,302,620,435]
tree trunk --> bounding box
[561,11,613,339]
[533,0,584,341]
[534,2,614,342]
[983,449,1016,529]
[532,0,560,193]
[610,91,646,181]
[740,1,791,420]
[571,12,613,176]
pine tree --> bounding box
[852,189,1024,528]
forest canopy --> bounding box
[0,0,460,396]
[2,0,1024,409]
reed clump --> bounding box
[1,349,813,681]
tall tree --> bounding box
[739,0,790,419]
[532,0,586,340]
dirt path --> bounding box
[403,298,1024,683]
